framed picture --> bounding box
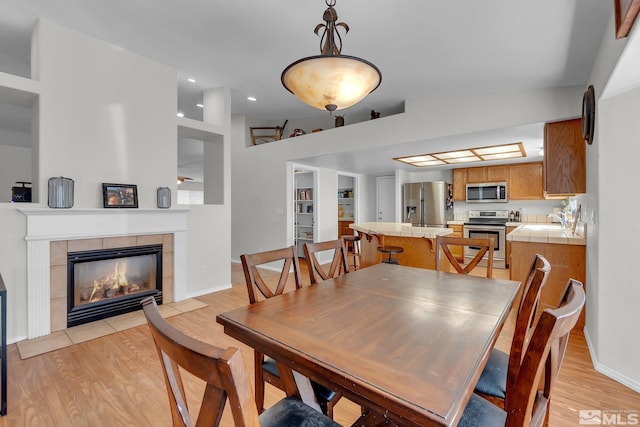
[102,183,138,208]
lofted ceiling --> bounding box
[0,0,613,178]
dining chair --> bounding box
[436,235,495,278]
[474,254,551,407]
[140,297,340,427]
[458,279,585,427]
[241,246,341,418]
[303,239,349,284]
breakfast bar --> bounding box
[350,222,452,269]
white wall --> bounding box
[582,10,640,391]
[34,20,177,207]
[593,87,640,389]
[0,144,31,202]
[0,20,231,342]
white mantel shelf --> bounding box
[20,207,189,339]
[20,208,190,241]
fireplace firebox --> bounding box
[67,245,162,327]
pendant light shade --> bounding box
[281,0,381,113]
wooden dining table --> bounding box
[216,263,520,427]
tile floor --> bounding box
[16,298,208,359]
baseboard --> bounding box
[8,334,28,346]
[184,283,231,300]
[584,327,640,393]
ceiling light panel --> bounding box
[434,150,475,160]
[392,142,526,168]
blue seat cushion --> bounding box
[260,397,341,427]
[474,349,508,399]
[457,393,507,427]
[263,358,338,403]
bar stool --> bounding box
[342,234,361,271]
[377,246,404,264]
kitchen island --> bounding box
[350,222,452,269]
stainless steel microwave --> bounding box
[466,182,508,203]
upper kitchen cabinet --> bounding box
[465,166,487,183]
[508,162,543,200]
[487,165,508,182]
[543,118,586,198]
[465,165,508,183]
[452,168,467,201]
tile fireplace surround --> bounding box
[21,208,188,339]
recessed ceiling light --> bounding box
[247,96,257,102]
[196,103,204,108]
[187,78,196,83]
[177,112,185,118]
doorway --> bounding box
[337,173,357,237]
[376,176,396,222]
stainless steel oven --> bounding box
[463,210,508,269]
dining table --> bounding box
[216,263,521,426]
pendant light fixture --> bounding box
[281,0,382,113]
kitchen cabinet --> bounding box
[447,224,464,261]
[487,165,508,181]
[508,162,543,200]
[510,240,586,330]
[466,167,488,183]
[465,165,507,183]
[452,168,467,201]
[543,118,586,198]
[338,220,354,238]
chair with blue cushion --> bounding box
[474,254,551,407]
[458,279,585,427]
[141,297,340,427]
[241,246,341,418]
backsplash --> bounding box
[452,200,562,222]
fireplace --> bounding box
[67,244,163,327]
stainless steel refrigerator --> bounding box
[402,181,454,227]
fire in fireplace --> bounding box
[67,245,162,327]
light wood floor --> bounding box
[2,262,639,426]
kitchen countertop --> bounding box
[351,222,453,238]
[445,220,586,245]
[507,222,586,245]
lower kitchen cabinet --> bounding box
[448,224,464,261]
[510,241,586,330]
[338,220,354,238]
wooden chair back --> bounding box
[504,279,585,427]
[240,245,302,304]
[436,235,495,278]
[505,254,551,398]
[141,297,260,427]
[240,246,304,413]
[303,239,349,285]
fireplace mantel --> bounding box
[20,208,189,338]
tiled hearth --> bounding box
[16,297,207,359]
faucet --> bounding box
[548,213,566,228]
